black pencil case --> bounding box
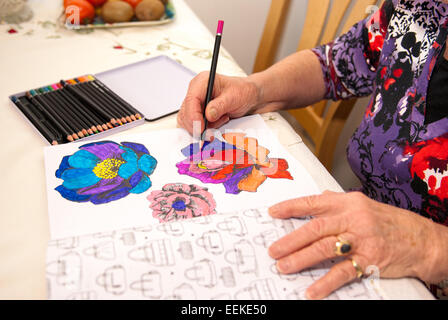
[9,55,195,145]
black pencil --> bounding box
[82,78,134,121]
[74,82,123,126]
[46,87,92,136]
[57,85,105,132]
[65,79,114,129]
[39,88,85,138]
[62,81,111,131]
[60,80,118,127]
[52,88,94,135]
[27,90,74,142]
[88,76,141,120]
[12,96,62,145]
[36,88,81,140]
[201,20,224,148]
[86,80,133,122]
[79,81,128,124]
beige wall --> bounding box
[184,0,371,191]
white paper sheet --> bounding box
[44,115,320,239]
[46,207,382,300]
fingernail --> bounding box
[277,259,289,273]
[209,107,218,120]
[268,206,280,217]
[305,289,316,300]
[268,244,278,258]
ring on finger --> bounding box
[351,258,363,278]
[334,236,352,256]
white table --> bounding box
[0,0,433,299]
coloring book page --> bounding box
[46,207,383,300]
[44,115,320,240]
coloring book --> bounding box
[44,115,384,299]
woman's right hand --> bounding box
[177,71,262,136]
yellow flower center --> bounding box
[92,158,125,179]
[197,161,207,169]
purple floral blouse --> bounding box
[312,0,448,226]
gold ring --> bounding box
[334,236,352,256]
[351,259,363,278]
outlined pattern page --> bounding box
[46,208,383,300]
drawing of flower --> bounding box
[147,183,216,222]
[55,141,157,205]
[176,133,293,194]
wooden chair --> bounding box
[253,0,378,171]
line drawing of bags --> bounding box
[252,229,280,248]
[129,270,162,299]
[46,251,82,290]
[133,225,153,232]
[165,283,197,300]
[92,231,116,240]
[234,278,279,300]
[274,219,296,235]
[217,216,247,237]
[83,241,116,260]
[189,215,213,225]
[157,222,184,237]
[184,259,217,288]
[119,231,136,246]
[196,230,224,255]
[96,265,126,295]
[178,241,194,260]
[220,266,236,288]
[128,239,175,266]
[66,291,98,300]
[224,240,258,275]
[211,293,232,300]
[48,237,79,250]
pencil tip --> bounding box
[67,135,74,142]
[73,133,79,140]
[52,141,58,145]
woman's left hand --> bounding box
[268,191,444,299]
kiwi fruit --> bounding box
[102,1,134,23]
[135,0,165,21]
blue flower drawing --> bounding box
[55,141,157,205]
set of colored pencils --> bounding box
[11,75,142,145]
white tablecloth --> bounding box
[0,0,433,299]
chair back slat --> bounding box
[253,0,291,73]
[254,0,380,170]
[319,0,352,45]
[296,0,331,51]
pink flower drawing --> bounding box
[147,183,217,223]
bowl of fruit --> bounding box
[62,0,175,29]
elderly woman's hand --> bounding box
[177,72,262,136]
[268,191,448,299]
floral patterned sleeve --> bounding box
[311,0,396,100]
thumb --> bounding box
[205,96,229,122]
